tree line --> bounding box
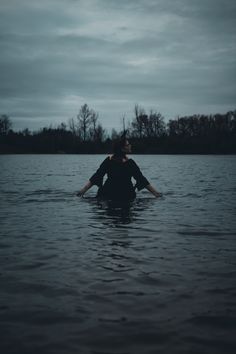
[0,104,236,154]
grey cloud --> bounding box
[0,0,235,131]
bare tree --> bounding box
[89,111,99,141]
[131,104,146,138]
[0,115,12,135]
[94,123,106,142]
[77,104,92,141]
[149,111,166,138]
[68,117,77,135]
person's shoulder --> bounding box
[100,156,110,164]
[128,158,136,164]
[128,159,141,170]
[127,158,138,167]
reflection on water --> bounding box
[85,196,157,226]
[0,155,236,354]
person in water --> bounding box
[77,137,162,200]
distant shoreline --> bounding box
[1,109,236,154]
[1,152,236,156]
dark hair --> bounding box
[112,137,127,160]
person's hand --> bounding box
[76,189,85,197]
[76,181,92,197]
[155,191,162,198]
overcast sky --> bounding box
[0,0,236,131]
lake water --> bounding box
[0,154,236,354]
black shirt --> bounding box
[89,156,149,200]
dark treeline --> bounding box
[0,104,236,154]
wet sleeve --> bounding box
[131,160,150,191]
[89,157,109,187]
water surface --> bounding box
[0,154,236,354]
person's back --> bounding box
[77,137,162,200]
[95,157,138,201]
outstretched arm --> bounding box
[131,160,162,197]
[145,184,162,198]
[77,157,109,197]
[77,181,93,197]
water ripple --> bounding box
[1,154,236,354]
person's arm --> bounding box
[77,157,109,197]
[131,160,162,198]
[145,184,162,198]
[76,181,93,197]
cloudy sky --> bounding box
[0,0,236,131]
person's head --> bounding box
[112,137,131,158]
